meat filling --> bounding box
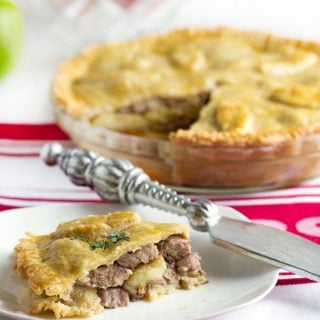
[176,252,202,275]
[97,288,130,308]
[82,236,204,309]
[116,243,159,269]
[158,235,203,276]
[82,244,159,289]
[158,235,191,264]
[118,92,210,116]
[82,265,132,288]
[116,92,211,132]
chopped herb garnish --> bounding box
[108,232,130,243]
[73,232,130,251]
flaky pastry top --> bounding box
[52,27,320,145]
[14,211,188,300]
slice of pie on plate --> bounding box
[14,211,206,318]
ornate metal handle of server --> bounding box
[40,143,219,231]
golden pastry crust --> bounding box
[14,211,192,318]
[173,83,320,146]
[21,287,104,318]
[15,212,188,297]
[52,28,221,117]
[52,27,320,146]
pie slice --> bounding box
[14,211,207,318]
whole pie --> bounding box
[14,211,206,318]
[52,28,320,188]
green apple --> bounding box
[0,0,23,78]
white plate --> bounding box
[0,204,278,320]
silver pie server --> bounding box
[41,142,320,282]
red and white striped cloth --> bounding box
[1,122,320,288]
